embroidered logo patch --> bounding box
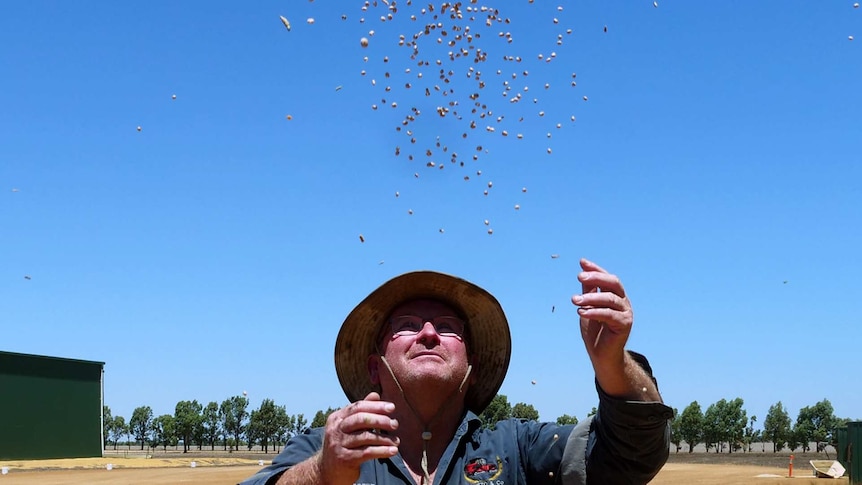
[464,456,503,483]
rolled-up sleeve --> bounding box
[238,428,324,485]
[560,352,673,485]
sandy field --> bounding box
[0,455,850,484]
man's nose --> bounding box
[416,321,442,343]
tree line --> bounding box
[104,394,854,455]
[671,398,852,454]
[104,395,323,454]
[104,393,573,453]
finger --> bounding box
[341,412,399,434]
[579,258,608,274]
[573,291,628,312]
[341,428,401,448]
[351,444,400,461]
[578,270,626,298]
[338,396,396,419]
[578,307,634,327]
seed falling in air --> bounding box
[361,37,370,47]
[359,234,365,243]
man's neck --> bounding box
[387,392,466,471]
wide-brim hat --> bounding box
[335,270,511,414]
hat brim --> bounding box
[335,271,511,414]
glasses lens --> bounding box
[391,315,423,336]
[389,315,465,338]
[432,316,464,336]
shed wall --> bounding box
[0,352,103,460]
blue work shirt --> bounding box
[239,381,673,485]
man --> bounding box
[240,258,673,485]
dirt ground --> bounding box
[0,454,850,484]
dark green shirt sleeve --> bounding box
[561,351,673,485]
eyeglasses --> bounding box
[388,315,466,339]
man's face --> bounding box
[369,299,473,394]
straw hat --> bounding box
[335,271,511,414]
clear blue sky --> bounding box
[2,1,860,427]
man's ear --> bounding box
[368,354,381,385]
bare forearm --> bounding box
[274,453,325,485]
[594,351,662,402]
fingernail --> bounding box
[573,295,583,304]
[390,419,398,428]
[384,403,395,412]
[577,307,587,314]
[389,446,399,455]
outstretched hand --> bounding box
[572,258,633,363]
[572,258,658,401]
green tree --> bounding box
[220,395,249,452]
[787,423,806,452]
[247,410,261,450]
[109,415,127,450]
[174,400,203,453]
[273,407,291,452]
[742,415,757,452]
[294,413,309,435]
[763,401,791,452]
[555,414,579,426]
[678,401,703,453]
[130,406,154,450]
[669,408,682,453]
[724,398,747,453]
[103,405,113,447]
[310,407,339,428]
[201,401,221,451]
[511,402,539,421]
[796,399,838,453]
[703,401,723,453]
[151,414,176,451]
[250,399,284,453]
[703,398,747,453]
[587,407,597,418]
[479,394,512,429]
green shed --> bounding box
[0,351,105,460]
[849,421,862,485]
[839,426,849,469]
